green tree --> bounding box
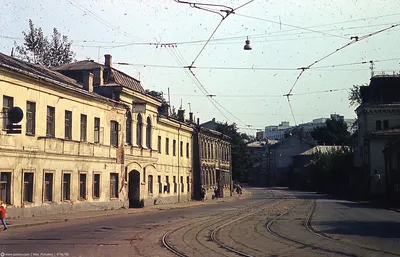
[310,118,351,146]
[215,122,253,182]
[348,84,364,107]
[14,19,75,67]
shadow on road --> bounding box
[314,220,400,238]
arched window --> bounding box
[376,120,382,130]
[126,111,132,145]
[384,120,389,130]
[146,117,152,149]
[136,114,142,146]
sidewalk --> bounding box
[6,190,251,229]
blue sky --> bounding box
[1,0,400,134]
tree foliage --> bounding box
[308,147,353,194]
[14,19,75,67]
[348,84,364,107]
[215,122,253,182]
[310,118,351,146]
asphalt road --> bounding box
[0,188,399,257]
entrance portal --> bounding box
[128,170,141,207]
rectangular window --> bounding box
[94,117,100,143]
[187,176,190,192]
[143,168,146,183]
[2,96,13,130]
[186,143,189,158]
[158,136,162,153]
[173,140,177,156]
[180,141,183,157]
[211,144,214,159]
[148,175,153,194]
[46,106,55,137]
[93,174,100,199]
[79,173,87,200]
[0,172,11,204]
[173,176,177,193]
[44,173,53,202]
[165,138,169,155]
[166,176,170,193]
[110,173,118,198]
[110,120,119,147]
[62,173,71,201]
[181,176,184,192]
[80,114,87,141]
[23,173,34,203]
[65,110,72,140]
[26,101,36,135]
[158,175,162,194]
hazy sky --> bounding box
[1,0,400,134]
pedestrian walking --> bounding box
[201,186,206,202]
[0,202,7,231]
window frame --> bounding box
[0,172,11,204]
[158,136,162,153]
[62,172,71,201]
[2,95,13,130]
[64,110,72,140]
[148,175,153,194]
[23,172,34,203]
[110,173,119,199]
[80,114,87,141]
[126,111,132,145]
[136,114,143,147]
[26,101,36,135]
[43,172,54,202]
[165,138,169,155]
[94,117,100,143]
[93,173,101,199]
[146,117,152,149]
[110,120,119,147]
[79,172,87,200]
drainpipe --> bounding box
[178,124,181,202]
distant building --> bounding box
[355,75,400,198]
[247,141,268,186]
[265,121,292,140]
[256,131,265,140]
[267,136,314,186]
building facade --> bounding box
[0,53,127,217]
[192,126,232,200]
[55,55,194,207]
[355,75,400,196]
[0,53,201,217]
[246,141,268,186]
[265,121,291,140]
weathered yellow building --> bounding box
[0,53,196,217]
[0,53,127,217]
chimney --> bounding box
[83,72,94,92]
[177,109,185,122]
[189,112,193,123]
[93,67,104,86]
[197,118,200,125]
[104,54,112,68]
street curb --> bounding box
[8,192,252,229]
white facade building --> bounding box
[265,121,292,140]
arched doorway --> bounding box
[128,170,141,207]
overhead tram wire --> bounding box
[287,23,400,96]
[283,23,400,127]
[233,13,349,40]
[172,0,256,128]
[115,55,400,71]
